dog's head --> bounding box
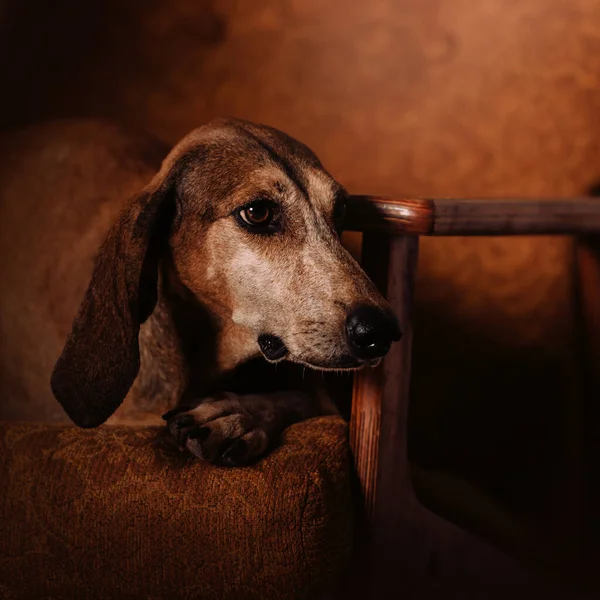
[51,119,400,427]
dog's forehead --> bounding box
[174,120,340,207]
[221,119,323,166]
[178,120,320,167]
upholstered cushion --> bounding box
[0,416,353,600]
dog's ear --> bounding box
[51,170,177,428]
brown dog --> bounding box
[0,118,400,465]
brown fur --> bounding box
[0,117,398,464]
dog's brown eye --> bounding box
[240,203,272,225]
[236,200,279,233]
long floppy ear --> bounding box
[50,173,176,428]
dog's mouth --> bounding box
[290,355,383,373]
[294,356,370,371]
[257,333,382,371]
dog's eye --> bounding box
[236,200,279,233]
[240,202,272,225]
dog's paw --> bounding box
[163,397,271,467]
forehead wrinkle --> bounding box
[178,143,272,215]
[238,129,311,202]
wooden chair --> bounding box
[341,196,600,599]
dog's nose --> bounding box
[345,305,402,360]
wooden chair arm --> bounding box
[346,195,600,235]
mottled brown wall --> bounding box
[2,0,600,525]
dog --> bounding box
[0,118,401,466]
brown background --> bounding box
[2,0,600,555]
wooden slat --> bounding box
[345,196,600,236]
[434,198,600,236]
[349,233,393,520]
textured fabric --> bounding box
[0,416,353,600]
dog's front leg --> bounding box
[163,388,337,466]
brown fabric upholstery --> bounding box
[0,416,353,600]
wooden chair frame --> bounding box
[341,196,600,598]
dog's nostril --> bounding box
[258,334,289,361]
[346,305,402,360]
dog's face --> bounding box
[167,119,400,371]
[51,118,401,428]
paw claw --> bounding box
[165,412,198,447]
[221,439,247,467]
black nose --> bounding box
[345,305,401,360]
